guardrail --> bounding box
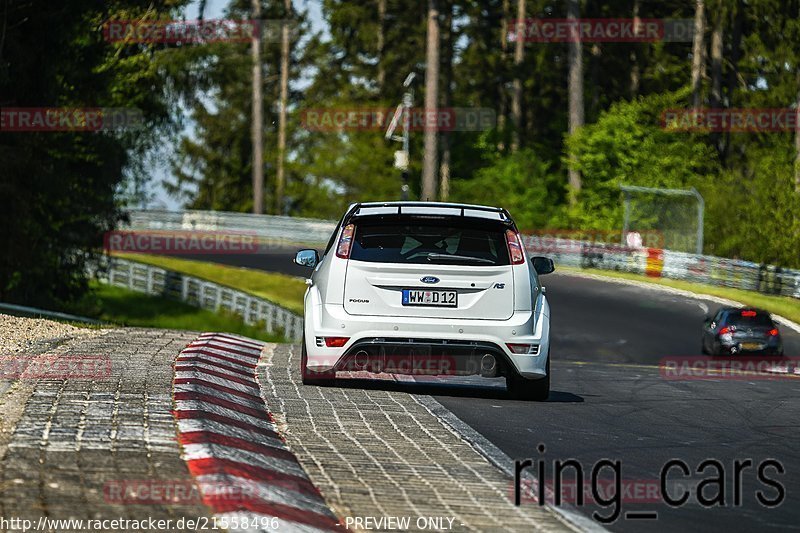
[526,238,800,299]
[127,209,335,248]
[127,209,800,300]
[95,257,303,340]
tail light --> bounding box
[324,337,350,348]
[506,343,540,355]
[719,326,731,335]
[505,229,525,265]
[741,310,757,317]
[769,328,779,336]
[336,224,355,259]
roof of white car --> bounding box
[351,202,510,221]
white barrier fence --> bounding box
[126,209,800,300]
[96,257,303,340]
[127,209,335,248]
[524,237,800,299]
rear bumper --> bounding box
[303,301,550,379]
[717,336,783,355]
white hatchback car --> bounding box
[294,202,553,400]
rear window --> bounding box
[725,311,774,328]
[350,223,510,266]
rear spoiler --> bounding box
[343,202,515,227]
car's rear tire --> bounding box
[300,339,335,386]
[506,355,549,401]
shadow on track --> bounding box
[315,376,584,403]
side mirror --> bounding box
[531,256,555,275]
[294,249,319,268]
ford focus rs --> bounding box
[294,202,554,400]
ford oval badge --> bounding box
[420,276,440,284]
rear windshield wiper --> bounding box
[425,253,496,264]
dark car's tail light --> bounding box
[505,229,525,265]
[336,224,355,259]
[719,326,731,335]
[741,310,757,317]
[324,337,350,347]
[769,328,779,336]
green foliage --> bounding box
[450,148,559,230]
[562,90,719,230]
[703,146,800,266]
[0,0,190,308]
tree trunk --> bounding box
[421,0,440,201]
[250,0,264,214]
[795,68,800,193]
[377,0,386,93]
[567,0,583,203]
[726,1,743,100]
[709,3,724,161]
[709,6,723,108]
[439,0,453,201]
[589,43,601,115]
[691,0,706,109]
[275,0,292,215]
[629,0,641,97]
[510,0,525,152]
[497,0,509,151]
[724,0,743,166]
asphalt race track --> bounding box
[171,249,800,532]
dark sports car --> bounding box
[702,307,784,356]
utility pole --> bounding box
[421,0,440,202]
[250,0,264,214]
[275,0,292,215]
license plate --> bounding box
[402,289,457,307]
[741,342,762,350]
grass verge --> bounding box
[559,265,800,324]
[67,282,284,342]
[111,253,306,314]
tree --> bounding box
[567,0,584,203]
[510,0,525,152]
[691,0,706,108]
[0,0,190,307]
[250,0,264,213]
[275,0,293,214]
[422,0,440,201]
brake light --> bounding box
[769,328,779,336]
[505,229,525,265]
[741,310,757,317]
[324,337,350,348]
[336,224,355,259]
[719,326,731,335]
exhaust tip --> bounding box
[480,353,497,378]
[354,350,369,370]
